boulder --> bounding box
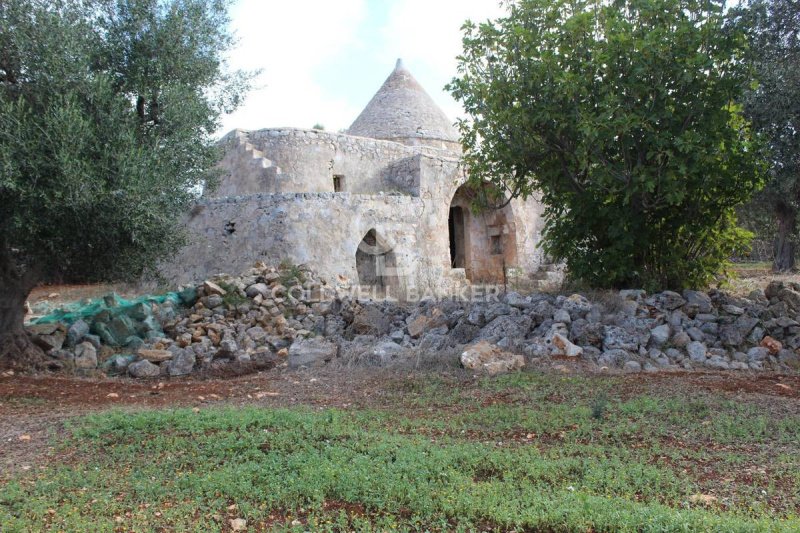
[73,342,97,369]
[672,331,692,348]
[623,360,642,372]
[682,290,713,314]
[553,309,571,324]
[128,359,161,378]
[28,323,66,352]
[66,319,90,347]
[778,288,800,311]
[288,338,338,368]
[654,291,686,310]
[478,315,532,342]
[686,341,707,362]
[102,354,136,375]
[760,336,782,355]
[602,326,639,352]
[460,341,524,376]
[747,346,769,362]
[649,324,670,347]
[168,349,196,376]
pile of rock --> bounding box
[26,262,800,377]
[27,293,186,372]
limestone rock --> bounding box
[74,342,98,369]
[203,280,227,296]
[551,333,583,357]
[686,341,707,362]
[649,324,670,347]
[623,360,642,372]
[138,349,173,363]
[760,336,782,355]
[602,326,639,352]
[168,349,196,376]
[128,360,161,378]
[460,341,524,376]
[288,338,338,368]
[66,319,90,347]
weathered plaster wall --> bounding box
[161,192,468,297]
[215,128,454,196]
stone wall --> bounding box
[210,128,456,198]
[161,192,459,296]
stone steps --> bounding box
[234,130,283,178]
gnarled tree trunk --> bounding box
[0,248,44,369]
[773,203,797,273]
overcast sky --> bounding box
[219,0,507,136]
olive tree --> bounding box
[0,0,251,366]
[736,0,800,271]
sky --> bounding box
[219,0,507,136]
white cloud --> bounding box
[379,0,507,121]
[219,0,507,135]
[219,0,367,135]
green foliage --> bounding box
[0,0,252,285]
[733,0,800,270]
[448,0,766,290]
[2,373,800,530]
[278,259,306,286]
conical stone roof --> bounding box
[347,59,459,147]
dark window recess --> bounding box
[224,221,236,235]
[333,175,345,192]
[491,235,503,255]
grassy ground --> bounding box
[1,371,799,532]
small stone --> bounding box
[203,280,227,296]
[207,294,224,309]
[137,349,173,363]
[230,518,247,531]
[760,336,782,355]
[245,283,269,299]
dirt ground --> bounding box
[2,363,799,481]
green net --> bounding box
[31,288,195,326]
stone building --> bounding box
[163,60,548,298]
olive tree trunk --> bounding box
[0,249,44,368]
[773,204,797,273]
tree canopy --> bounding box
[448,0,765,290]
[0,0,251,364]
[736,0,800,271]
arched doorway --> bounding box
[355,229,399,296]
[448,184,518,283]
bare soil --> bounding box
[2,364,798,480]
